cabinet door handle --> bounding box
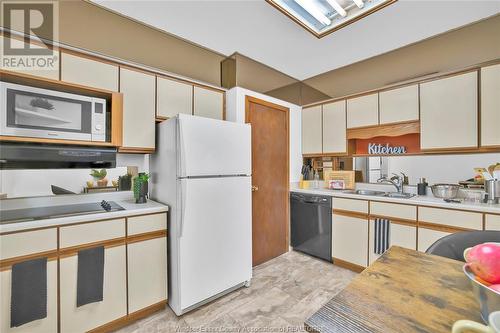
[252,185,259,192]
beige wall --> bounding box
[2,1,498,103]
[1,0,226,86]
[304,14,500,99]
[266,82,331,106]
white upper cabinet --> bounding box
[119,68,156,149]
[61,52,118,91]
[420,71,478,150]
[379,85,419,124]
[322,100,346,154]
[156,76,193,119]
[347,93,379,129]
[0,36,59,80]
[481,64,500,147]
[302,105,322,155]
[193,86,224,120]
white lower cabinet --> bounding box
[332,213,368,268]
[60,245,127,333]
[417,228,451,252]
[485,214,500,231]
[0,213,167,332]
[0,229,58,333]
[368,220,416,264]
[128,237,168,313]
[0,261,58,333]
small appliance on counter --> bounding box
[417,177,428,195]
[484,180,500,204]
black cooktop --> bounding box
[0,200,125,224]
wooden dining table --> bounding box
[305,246,482,333]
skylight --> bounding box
[267,0,397,38]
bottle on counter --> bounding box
[417,177,428,196]
[313,171,320,189]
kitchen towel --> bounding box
[11,257,47,327]
[374,218,391,255]
[77,246,105,307]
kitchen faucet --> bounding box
[377,173,406,193]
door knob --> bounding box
[252,185,259,192]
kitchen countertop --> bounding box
[290,184,500,214]
[0,191,168,233]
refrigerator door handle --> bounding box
[180,180,187,237]
[178,117,187,177]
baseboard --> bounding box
[88,300,168,333]
[332,257,365,273]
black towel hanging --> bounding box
[11,257,47,327]
[374,218,391,255]
[77,246,105,307]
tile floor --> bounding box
[117,250,357,333]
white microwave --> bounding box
[0,82,107,142]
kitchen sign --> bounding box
[368,143,407,155]
[353,134,420,155]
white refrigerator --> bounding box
[150,114,252,316]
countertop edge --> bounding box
[290,188,500,214]
[0,201,169,234]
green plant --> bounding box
[136,173,150,182]
[90,168,107,180]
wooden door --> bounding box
[245,96,289,266]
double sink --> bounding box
[343,189,415,199]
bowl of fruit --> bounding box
[463,242,500,323]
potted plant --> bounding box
[90,169,108,187]
[134,173,150,203]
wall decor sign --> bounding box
[368,143,407,155]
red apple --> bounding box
[464,242,500,284]
[489,284,500,293]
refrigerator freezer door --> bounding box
[176,176,252,312]
[178,114,251,177]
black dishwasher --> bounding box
[290,193,332,262]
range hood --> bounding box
[0,143,117,169]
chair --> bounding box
[426,231,500,262]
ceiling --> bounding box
[94,0,500,80]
